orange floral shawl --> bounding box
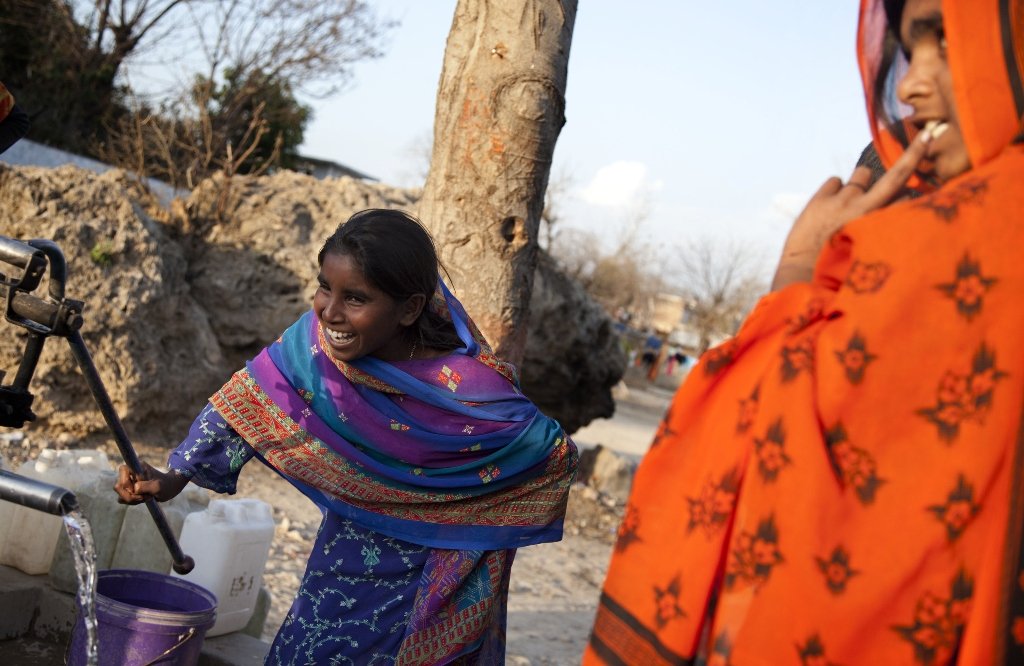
[586,1,1024,664]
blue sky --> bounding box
[301,1,870,268]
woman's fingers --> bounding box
[859,131,931,209]
[815,176,845,199]
[846,166,874,191]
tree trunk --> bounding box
[417,0,576,365]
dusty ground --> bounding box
[0,376,674,665]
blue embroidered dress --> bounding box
[170,404,505,665]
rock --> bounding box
[0,165,225,438]
[520,252,626,433]
[577,444,636,505]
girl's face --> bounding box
[896,0,972,183]
[313,252,423,362]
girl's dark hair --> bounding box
[318,209,462,352]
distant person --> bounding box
[0,82,30,154]
[115,210,577,664]
[587,0,1024,664]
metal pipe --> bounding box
[13,332,46,390]
[66,331,195,575]
[26,240,67,302]
[0,469,78,516]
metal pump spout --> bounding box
[0,468,79,516]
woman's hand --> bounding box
[113,461,189,504]
[771,129,934,291]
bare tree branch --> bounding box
[672,237,767,354]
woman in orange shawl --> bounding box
[586,1,1024,664]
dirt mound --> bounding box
[0,164,623,442]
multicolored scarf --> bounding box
[587,1,1024,665]
[210,280,577,550]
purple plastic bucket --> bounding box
[68,569,217,666]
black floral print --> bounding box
[615,503,641,553]
[797,633,841,666]
[835,332,877,385]
[825,424,885,505]
[754,418,791,483]
[892,569,973,664]
[736,384,760,434]
[926,474,980,541]
[686,466,740,538]
[815,545,860,595]
[917,342,1007,442]
[652,574,686,628]
[781,336,815,382]
[704,341,738,376]
[916,177,988,221]
[725,515,783,592]
[935,253,996,321]
[845,260,892,293]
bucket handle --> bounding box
[141,627,197,666]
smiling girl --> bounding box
[115,209,577,665]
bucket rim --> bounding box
[96,569,217,628]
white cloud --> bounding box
[577,161,661,207]
[767,191,810,221]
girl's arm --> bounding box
[112,403,256,504]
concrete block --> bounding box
[30,585,77,644]
[199,632,271,666]
[240,586,271,639]
[110,489,202,574]
[50,472,126,593]
[0,636,65,665]
[0,565,43,640]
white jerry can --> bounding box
[0,449,112,575]
[172,498,275,636]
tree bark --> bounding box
[417,0,576,365]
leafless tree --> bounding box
[76,0,393,193]
[64,0,391,94]
[673,237,767,354]
[548,203,666,324]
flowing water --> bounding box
[63,509,98,666]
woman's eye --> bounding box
[346,295,365,305]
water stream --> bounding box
[63,509,98,666]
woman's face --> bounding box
[896,0,972,183]
[313,252,421,362]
